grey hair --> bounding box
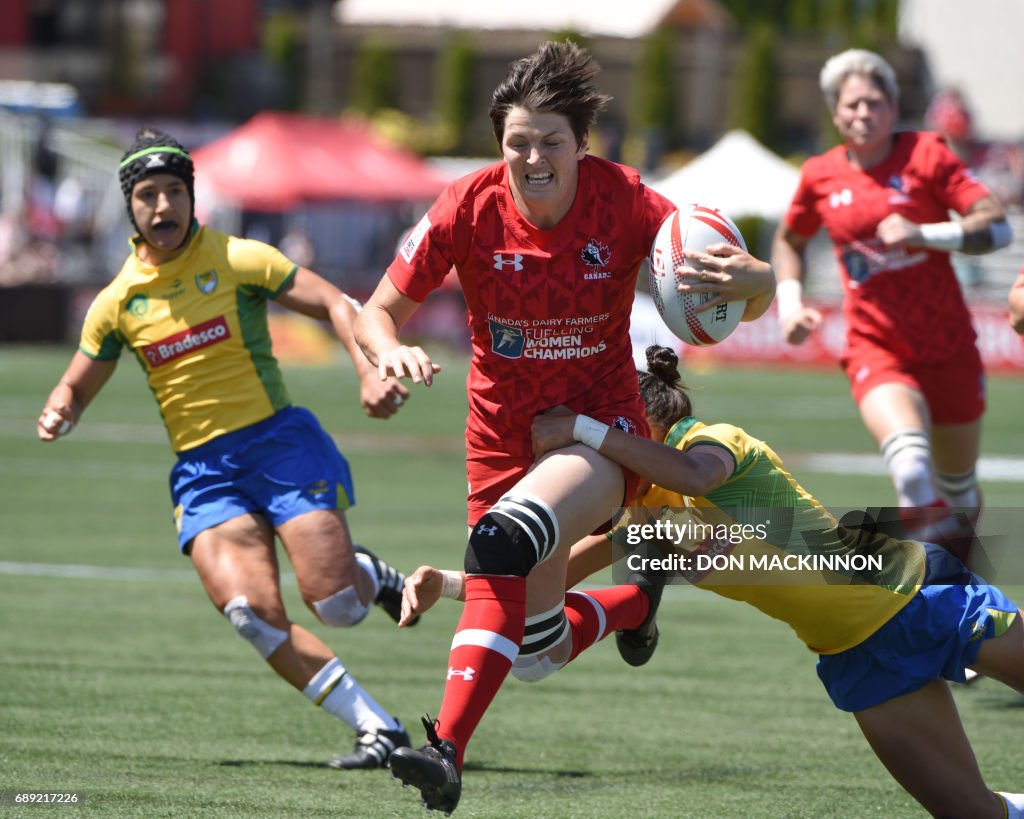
[819,48,899,110]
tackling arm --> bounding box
[531,409,730,498]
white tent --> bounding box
[649,129,800,220]
[334,0,730,39]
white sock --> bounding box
[937,468,980,510]
[999,792,1024,819]
[880,429,940,506]
[302,658,397,734]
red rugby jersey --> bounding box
[784,131,991,364]
[388,155,676,457]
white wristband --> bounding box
[918,221,964,251]
[572,414,610,450]
[775,279,804,320]
[439,570,465,600]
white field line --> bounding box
[789,452,1024,483]
[0,559,709,600]
[0,561,197,582]
[4,418,1024,479]
[0,418,462,454]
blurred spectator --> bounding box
[926,89,1024,209]
[280,226,316,269]
[924,89,1023,288]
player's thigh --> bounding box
[930,420,981,475]
[189,512,286,620]
[857,381,931,445]
[853,680,993,817]
[275,509,358,603]
[516,444,625,550]
[973,610,1024,693]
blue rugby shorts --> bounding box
[816,543,1018,712]
[169,406,354,552]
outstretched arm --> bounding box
[275,267,409,418]
[354,275,442,387]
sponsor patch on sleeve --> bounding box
[399,213,431,264]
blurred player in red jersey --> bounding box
[354,40,776,812]
[771,49,1012,555]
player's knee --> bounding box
[880,429,937,505]
[464,493,560,577]
[511,604,570,683]
[312,585,369,627]
[223,595,289,659]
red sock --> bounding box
[899,498,951,535]
[435,575,526,767]
[564,586,648,663]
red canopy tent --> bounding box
[191,111,448,212]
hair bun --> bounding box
[644,345,680,385]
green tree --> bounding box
[824,0,858,36]
[263,11,302,109]
[350,38,396,115]
[435,32,476,153]
[729,24,781,151]
[631,26,677,170]
[787,0,818,33]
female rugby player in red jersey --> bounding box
[772,49,1012,555]
[355,40,776,813]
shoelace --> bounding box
[421,714,443,749]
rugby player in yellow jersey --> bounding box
[402,345,1024,818]
[36,128,418,770]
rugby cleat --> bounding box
[328,720,410,770]
[354,544,419,626]
[389,716,461,815]
[615,565,667,667]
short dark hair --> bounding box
[489,40,611,149]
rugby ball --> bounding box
[648,204,747,346]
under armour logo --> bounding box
[447,666,476,681]
[476,524,498,536]
[493,253,524,271]
[829,188,853,208]
[144,154,167,168]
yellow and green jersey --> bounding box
[80,225,297,452]
[620,417,927,654]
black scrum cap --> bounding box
[118,130,195,229]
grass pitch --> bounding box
[1,345,1022,818]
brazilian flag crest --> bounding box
[195,269,218,294]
